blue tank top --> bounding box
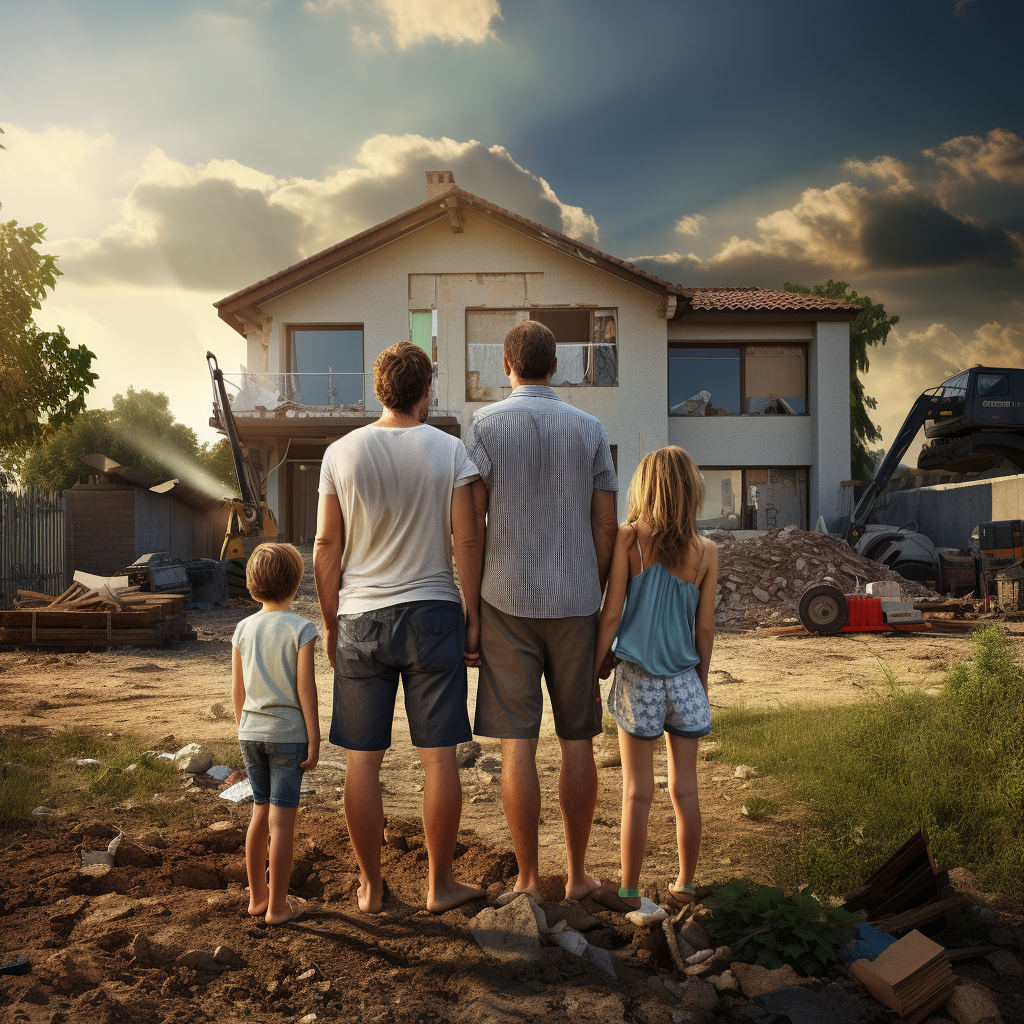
[612,537,703,677]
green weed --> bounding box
[712,627,1024,897]
[741,796,777,821]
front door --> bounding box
[973,370,1013,427]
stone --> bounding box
[456,741,482,768]
[625,898,668,927]
[38,946,105,991]
[663,978,684,1000]
[207,820,237,831]
[678,977,718,1011]
[677,920,713,950]
[731,962,813,999]
[734,764,759,779]
[77,863,111,881]
[550,929,588,956]
[986,949,1023,976]
[796,558,807,571]
[752,587,770,602]
[179,949,220,971]
[547,903,601,933]
[711,970,738,992]
[774,577,787,588]
[157,734,176,747]
[469,894,544,964]
[207,893,236,909]
[213,945,245,967]
[947,979,1004,1024]
[757,984,870,1024]
[300,1015,318,1023]
[685,948,714,965]
[987,926,1015,946]
[583,942,616,979]
[297,967,316,981]
[654,775,668,788]
[173,743,213,775]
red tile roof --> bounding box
[679,286,862,313]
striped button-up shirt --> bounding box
[465,385,618,619]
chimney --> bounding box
[426,170,456,200]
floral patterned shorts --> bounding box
[608,659,711,740]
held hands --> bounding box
[300,739,320,772]
[597,650,617,679]
[464,616,482,668]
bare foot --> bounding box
[247,887,269,917]
[565,872,600,901]
[427,880,485,914]
[357,877,384,914]
[265,894,308,925]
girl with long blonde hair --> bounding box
[592,446,717,913]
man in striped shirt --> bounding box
[465,319,618,902]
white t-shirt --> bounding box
[319,424,479,614]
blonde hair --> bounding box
[625,446,706,565]
[245,542,304,603]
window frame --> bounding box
[464,305,619,393]
[668,341,810,417]
[697,464,810,531]
[284,322,365,375]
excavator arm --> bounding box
[846,388,962,545]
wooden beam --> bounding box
[444,196,463,233]
[658,294,678,319]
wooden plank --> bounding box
[869,894,971,935]
[15,590,58,603]
[0,609,158,628]
[945,945,999,962]
[45,583,81,608]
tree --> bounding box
[784,279,899,482]
[1,220,98,469]
[20,387,238,496]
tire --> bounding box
[799,584,849,634]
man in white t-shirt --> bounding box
[314,341,485,916]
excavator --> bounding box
[827,366,1024,582]
[207,352,278,593]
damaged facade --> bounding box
[212,172,860,542]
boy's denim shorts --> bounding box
[239,740,307,808]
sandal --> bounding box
[592,885,642,913]
[266,894,308,925]
[665,885,696,910]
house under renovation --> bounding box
[212,171,861,542]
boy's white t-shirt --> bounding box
[318,423,479,614]
[233,611,319,742]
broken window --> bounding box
[697,467,809,530]
[286,325,364,408]
[465,307,618,401]
[669,344,807,416]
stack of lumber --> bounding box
[1,582,194,648]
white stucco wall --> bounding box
[810,321,852,523]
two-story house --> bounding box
[212,171,860,543]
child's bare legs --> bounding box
[246,802,271,916]
[264,804,302,923]
[344,748,387,913]
[666,733,701,890]
[618,727,657,908]
[418,745,484,912]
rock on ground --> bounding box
[947,979,1004,1024]
[469,894,543,965]
[173,743,213,775]
[731,961,814,998]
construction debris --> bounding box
[711,527,936,629]
[1,581,193,648]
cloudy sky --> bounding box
[2,0,1022,452]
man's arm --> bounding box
[452,480,486,667]
[313,491,344,669]
[591,488,618,590]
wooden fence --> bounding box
[0,488,70,609]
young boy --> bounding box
[231,542,320,925]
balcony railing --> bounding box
[220,371,445,418]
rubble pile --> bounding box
[712,527,936,630]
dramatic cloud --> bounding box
[634,129,1024,280]
[38,131,598,291]
[304,0,502,49]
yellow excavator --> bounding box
[207,352,278,592]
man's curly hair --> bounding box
[373,341,432,413]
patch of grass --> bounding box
[0,730,238,827]
[712,627,1024,897]
[741,796,777,821]
[601,711,618,738]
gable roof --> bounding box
[214,186,861,331]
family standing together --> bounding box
[230,321,718,925]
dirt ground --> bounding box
[3,607,1022,1023]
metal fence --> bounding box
[0,488,70,609]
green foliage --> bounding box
[21,387,237,496]
[712,627,1024,897]
[742,795,776,821]
[706,880,858,975]
[0,220,98,465]
[784,279,899,481]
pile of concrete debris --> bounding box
[712,527,936,630]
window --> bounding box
[287,325,363,407]
[976,373,1009,398]
[669,344,807,416]
[698,467,809,530]
[466,307,617,401]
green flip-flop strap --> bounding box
[618,887,640,899]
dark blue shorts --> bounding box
[330,600,472,751]
[239,740,307,808]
